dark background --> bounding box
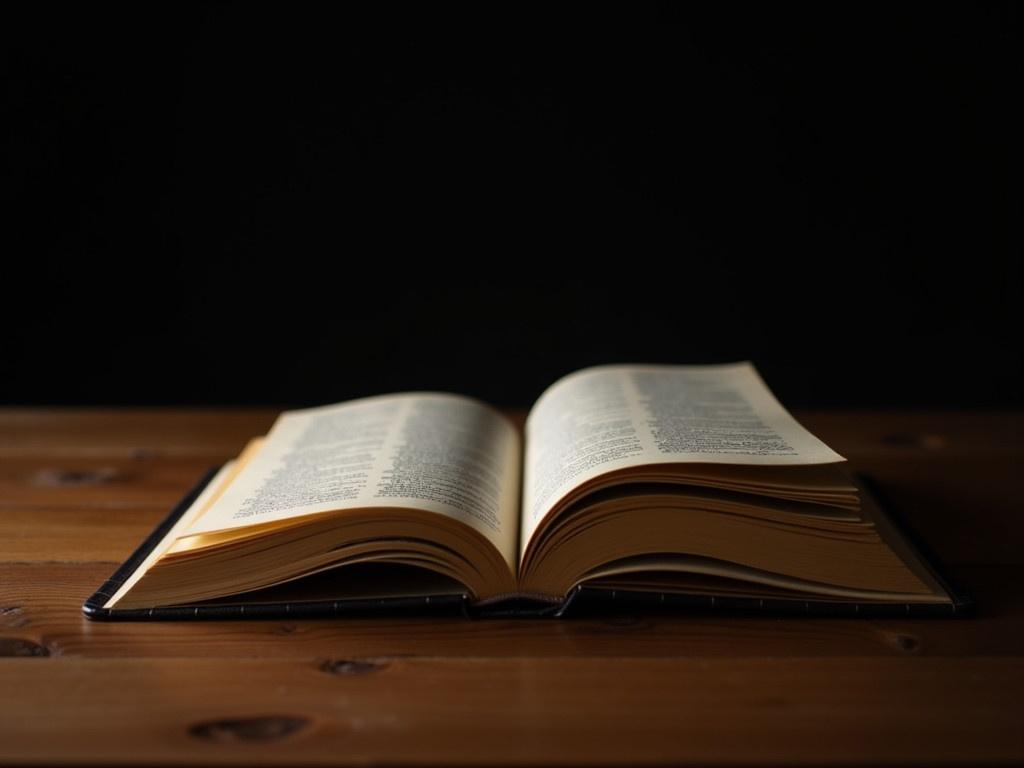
[3,3,1020,408]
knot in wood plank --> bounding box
[319,658,388,676]
[32,467,119,487]
[878,629,923,654]
[0,606,29,629]
[894,634,921,653]
[0,637,49,657]
[188,715,310,743]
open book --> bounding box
[86,364,966,618]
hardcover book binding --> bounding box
[83,467,973,620]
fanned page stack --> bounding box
[89,364,964,619]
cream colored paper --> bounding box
[521,363,845,556]
[182,393,520,571]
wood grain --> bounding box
[1,657,1021,765]
[0,508,166,562]
[0,408,276,458]
[0,455,222,509]
[0,408,1021,765]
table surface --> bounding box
[1,408,1022,766]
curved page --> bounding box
[521,363,845,559]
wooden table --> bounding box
[1,409,1022,765]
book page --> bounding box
[521,363,845,555]
[183,393,520,570]
[103,459,241,608]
